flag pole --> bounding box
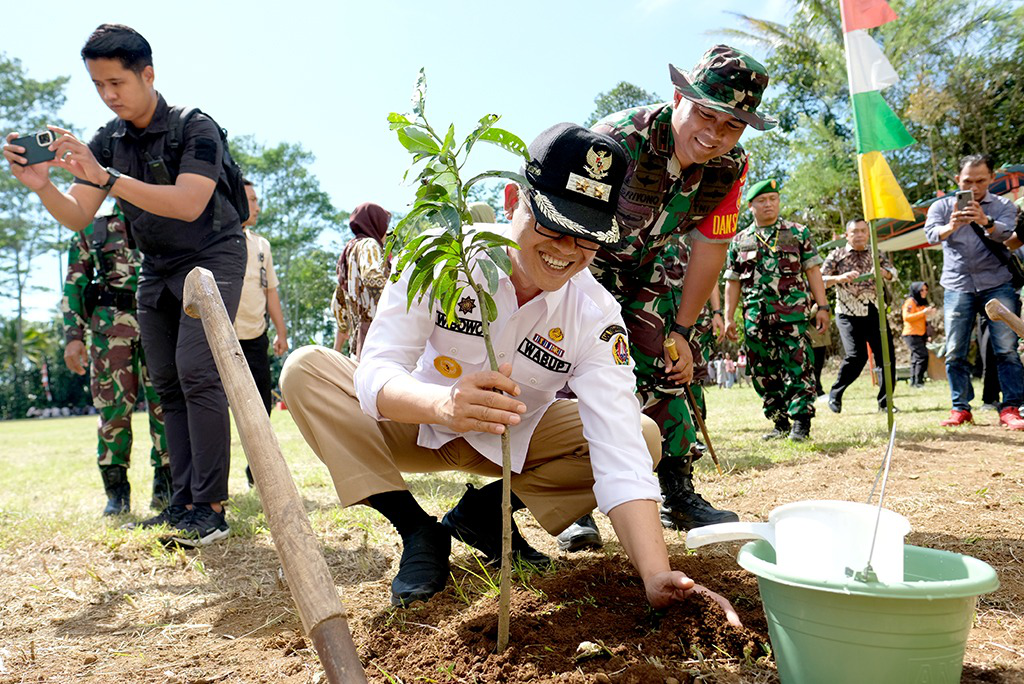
[868,215,895,430]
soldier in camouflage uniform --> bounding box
[558,45,775,547]
[723,179,831,441]
[62,207,170,515]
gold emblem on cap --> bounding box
[549,328,564,342]
[770,179,777,189]
[585,147,612,180]
[434,356,462,379]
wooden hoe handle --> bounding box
[183,267,366,684]
[985,298,1024,338]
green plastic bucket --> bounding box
[737,540,999,684]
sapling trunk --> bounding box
[465,269,513,653]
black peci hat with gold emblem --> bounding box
[521,123,627,247]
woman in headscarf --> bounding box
[902,281,934,388]
[332,202,390,358]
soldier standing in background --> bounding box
[62,206,170,515]
[723,179,830,441]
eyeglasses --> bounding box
[532,221,601,252]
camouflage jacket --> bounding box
[724,218,822,325]
[61,210,141,342]
[591,103,748,275]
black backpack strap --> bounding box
[98,117,124,165]
[167,106,200,151]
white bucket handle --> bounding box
[685,521,776,549]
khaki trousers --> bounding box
[280,346,661,534]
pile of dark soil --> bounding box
[360,553,772,683]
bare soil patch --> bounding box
[1,421,1022,683]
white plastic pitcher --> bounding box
[685,500,911,584]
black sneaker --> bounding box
[170,504,230,547]
[122,503,190,530]
[555,513,603,552]
[828,395,842,414]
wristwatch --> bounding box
[670,322,694,341]
[983,215,995,230]
[817,302,831,312]
[711,308,724,316]
[101,167,122,191]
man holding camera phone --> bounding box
[3,24,246,544]
[924,154,1024,430]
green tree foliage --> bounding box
[721,0,1023,240]
[0,315,88,419]
[230,138,348,346]
[0,54,69,373]
[585,81,662,127]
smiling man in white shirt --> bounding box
[280,124,739,623]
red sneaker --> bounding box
[940,409,974,427]
[999,407,1024,430]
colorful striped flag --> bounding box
[842,0,915,221]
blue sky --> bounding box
[5,0,789,321]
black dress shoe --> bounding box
[391,521,451,607]
[828,396,842,414]
[442,484,552,569]
[555,513,603,552]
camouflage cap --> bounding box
[745,178,781,203]
[670,45,777,132]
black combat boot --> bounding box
[658,458,739,530]
[789,416,812,442]
[762,417,791,441]
[151,465,172,510]
[100,465,131,516]
[441,483,552,568]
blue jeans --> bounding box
[943,284,1024,411]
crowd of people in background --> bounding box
[4,21,1024,621]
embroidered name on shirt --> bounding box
[518,338,571,373]
[599,324,627,342]
[435,311,483,337]
[532,333,565,357]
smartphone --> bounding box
[955,190,973,211]
[9,130,56,166]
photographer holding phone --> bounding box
[2,24,246,544]
[924,154,1024,430]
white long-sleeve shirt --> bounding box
[354,224,662,515]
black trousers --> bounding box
[829,306,896,407]
[138,241,245,506]
[239,331,273,415]
[812,345,827,396]
[903,334,928,386]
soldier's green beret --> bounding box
[745,178,780,203]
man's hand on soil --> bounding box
[644,571,742,627]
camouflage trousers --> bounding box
[595,258,714,462]
[744,318,816,422]
[90,333,169,468]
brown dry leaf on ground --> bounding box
[1,398,1022,683]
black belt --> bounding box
[96,288,137,311]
